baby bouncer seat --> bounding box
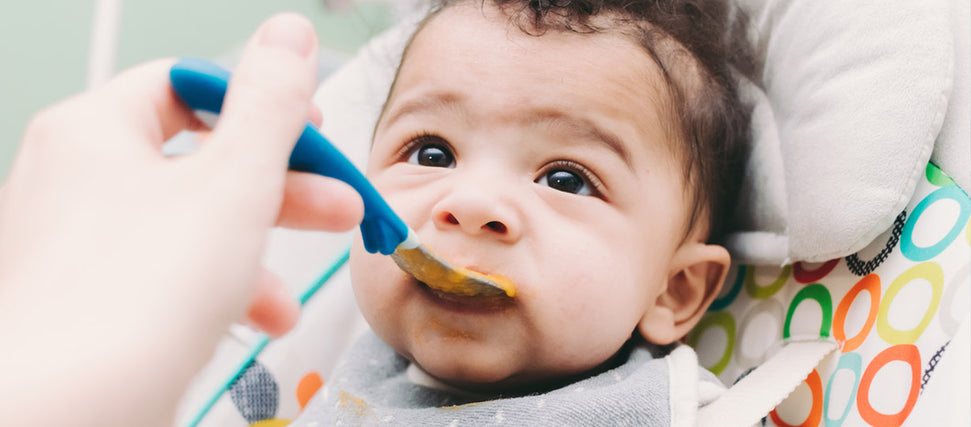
[176,0,971,425]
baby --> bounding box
[296,0,753,424]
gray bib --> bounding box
[292,333,673,426]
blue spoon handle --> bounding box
[169,57,408,255]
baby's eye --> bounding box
[407,143,455,168]
[536,169,593,196]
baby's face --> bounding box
[351,3,694,389]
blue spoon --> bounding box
[168,58,514,298]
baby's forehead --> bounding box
[398,5,683,131]
[408,4,692,120]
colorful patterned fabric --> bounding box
[690,163,969,426]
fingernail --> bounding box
[257,13,315,58]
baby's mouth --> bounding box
[415,279,515,312]
[391,245,516,298]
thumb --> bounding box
[205,13,320,183]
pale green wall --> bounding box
[0,0,391,180]
[0,1,94,180]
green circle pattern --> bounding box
[784,283,833,339]
[689,311,735,375]
[745,265,792,299]
[925,163,956,187]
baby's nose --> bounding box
[431,191,520,242]
[442,213,507,233]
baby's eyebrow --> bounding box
[382,92,465,127]
[532,111,634,171]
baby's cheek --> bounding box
[350,244,420,349]
[545,270,643,353]
[349,245,388,317]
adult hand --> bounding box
[0,13,362,426]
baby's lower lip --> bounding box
[416,280,514,313]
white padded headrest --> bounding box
[728,0,955,263]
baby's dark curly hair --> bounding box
[408,0,756,243]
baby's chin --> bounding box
[406,340,525,387]
[406,344,602,395]
[418,359,605,395]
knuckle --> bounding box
[23,101,77,146]
[25,105,65,139]
[22,93,114,155]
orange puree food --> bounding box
[392,246,516,298]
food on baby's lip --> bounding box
[451,266,517,298]
[392,246,516,298]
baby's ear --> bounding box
[638,242,730,345]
